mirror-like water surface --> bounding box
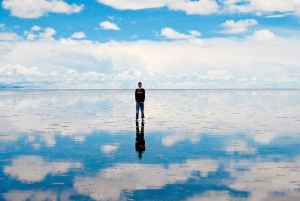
[1,89,300,201]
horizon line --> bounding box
[1,88,300,91]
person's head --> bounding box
[138,82,142,88]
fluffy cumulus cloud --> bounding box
[252,29,276,41]
[101,144,119,154]
[24,27,56,41]
[221,19,257,34]
[39,27,56,41]
[0,24,21,41]
[74,159,218,200]
[4,191,58,201]
[228,159,300,200]
[2,0,84,18]
[96,0,300,15]
[186,191,235,201]
[0,32,20,41]
[167,0,219,15]
[162,134,200,146]
[221,0,254,13]
[31,25,41,31]
[0,63,297,89]
[0,29,300,88]
[99,21,120,31]
[4,155,82,183]
[161,27,201,39]
[97,0,219,15]
[250,0,300,13]
[97,0,167,10]
[222,0,300,15]
[70,31,86,39]
[0,64,145,88]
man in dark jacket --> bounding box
[135,82,145,121]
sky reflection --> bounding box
[1,90,300,200]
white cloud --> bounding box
[2,0,84,18]
[70,31,86,39]
[162,134,200,146]
[0,33,299,88]
[252,130,276,144]
[97,0,219,15]
[97,0,300,15]
[4,191,58,201]
[97,0,166,10]
[24,27,56,41]
[1,88,300,148]
[250,0,300,13]
[0,65,42,77]
[222,0,300,15]
[100,21,120,31]
[0,134,18,142]
[59,37,80,45]
[39,27,56,41]
[265,13,292,18]
[228,159,300,200]
[221,19,257,34]
[26,33,36,41]
[31,25,41,31]
[72,135,86,142]
[225,140,257,154]
[0,32,20,41]
[74,159,218,200]
[101,144,119,154]
[0,64,247,88]
[161,27,201,39]
[4,155,82,183]
[186,191,233,201]
[168,0,219,15]
[252,29,276,41]
[222,0,253,13]
[189,30,201,37]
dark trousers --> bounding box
[136,102,145,119]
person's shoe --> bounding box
[142,118,144,122]
[136,119,138,122]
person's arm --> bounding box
[135,89,137,102]
[142,89,145,102]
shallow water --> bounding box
[1,89,300,201]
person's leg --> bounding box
[141,102,145,119]
[136,102,139,120]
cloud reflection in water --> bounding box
[0,89,300,200]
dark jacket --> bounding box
[135,88,145,102]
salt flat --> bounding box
[0,89,300,201]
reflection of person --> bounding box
[135,121,145,159]
[135,82,145,122]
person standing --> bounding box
[135,82,145,121]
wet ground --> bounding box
[0,89,300,201]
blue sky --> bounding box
[0,0,300,88]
